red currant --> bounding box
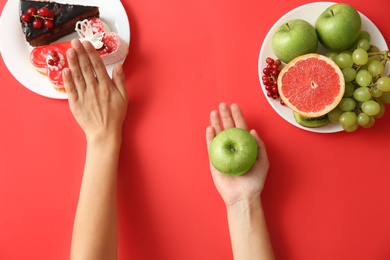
[47,11,55,19]
[44,20,53,28]
[33,19,43,29]
[37,7,49,17]
[52,55,60,63]
[21,13,31,23]
[262,57,284,104]
[47,59,55,66]
[27,7,37,16]
[266,57,274,65]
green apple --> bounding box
[272,19,318,63]
[315,3,361,52]
[209,128,258,176]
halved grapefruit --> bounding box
[277,53,345,118]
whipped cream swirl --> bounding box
[75,19,104,49]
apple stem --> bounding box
[330,9,335,17]
[230,148,236,152]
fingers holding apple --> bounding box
[249,129,269,174]
[218,102,249,130]
[206,103,261,176]
[210,102,249,133]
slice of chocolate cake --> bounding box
[20,0,100,47]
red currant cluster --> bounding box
[47,51,61,66]
[21,7,55,29]
[262,57,284,105]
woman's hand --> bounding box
[63,39,128,141]
[206,103,275,260]
[206,102,270,206]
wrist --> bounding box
[86,130,123,146]
[227,196,262,213]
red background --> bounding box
[1,0,390,259]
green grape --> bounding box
[335,53,354,69]
[357,38,371,51]
[338,97,356,111]
[378,91,390,104]
[339,111,357,127]
[376,76,390,92]
[352,48,368,65]
[362,100,380,116]
[343,123,359,132]
[357,112,370,126]
[343,82,355,97]
[341,50,353,56]
[367,55,382,64]
[353,86,372,102]
[369,45,379,53]
[328,107,343,123]
[326,52,338,61]
[361,116,375,128]
[374,101,385,119]
[355,69,372,87]
[371,87,383,98]
[358,30,371,42]
[368,60,384,77]
[342,68,357,83]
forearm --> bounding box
[227,197,275,260]
[71,134,122,260]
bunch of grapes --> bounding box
[326,30,390,132]
[262,57,285,105]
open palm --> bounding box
[206,103,269,206]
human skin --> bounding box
[63,39,128,260]
[206,103,275,260]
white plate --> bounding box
[0,0,130,99]
[258,2,389,133]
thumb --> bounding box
[112,63,128,100]
[250,129,269,163]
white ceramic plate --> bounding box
[258,2,389,133]
[0,0,130,99]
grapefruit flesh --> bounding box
[277,53,345,118]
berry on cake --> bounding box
[30,18,129,92]
[19,0,100,47]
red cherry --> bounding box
[21,13,31,23]
[33,19,43,29]
[44,20,53,28]
[27,7,37,16]
[47,59,55,66]
[37,7,49,17]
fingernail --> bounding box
[67,48,75,59]
[71,39,82,48]
[62,68,69,76]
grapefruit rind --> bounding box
[277,53,345,118]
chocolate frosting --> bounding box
[20,0,99,43]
